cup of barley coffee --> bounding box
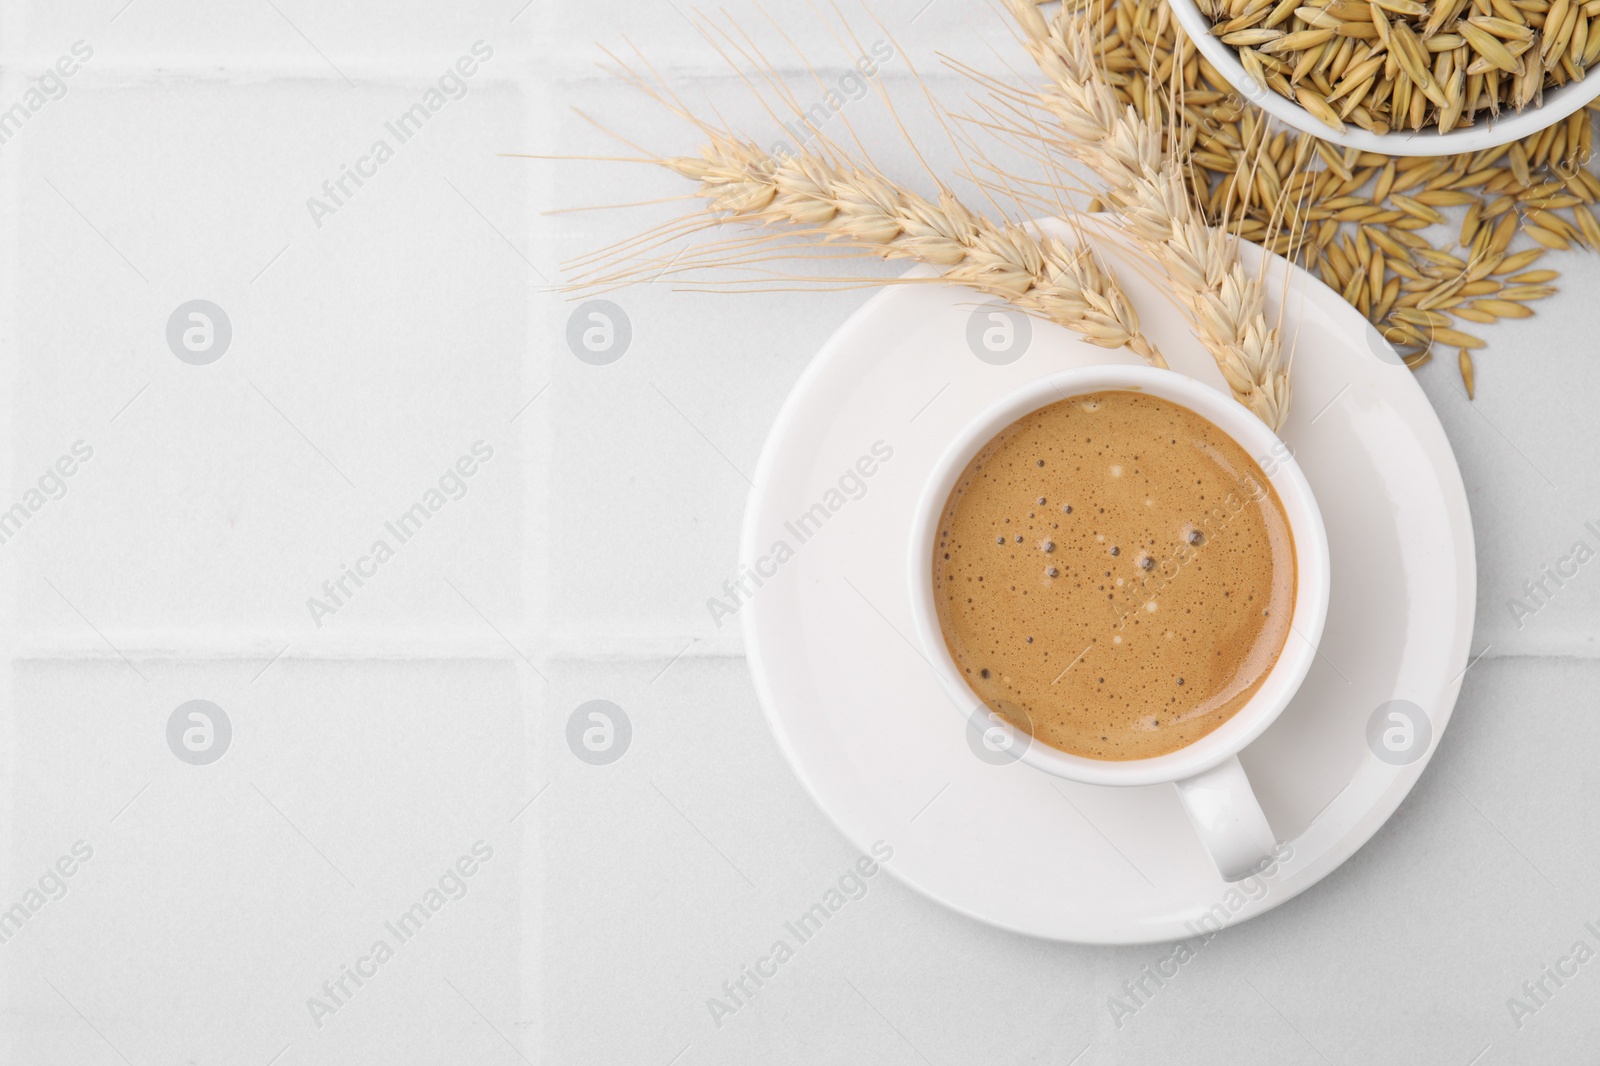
[908,365,1331,882]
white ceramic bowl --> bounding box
[1165,0,1600,156]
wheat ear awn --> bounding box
[652,134,1166,364]
[1007,0,1292,430]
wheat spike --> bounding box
[1006,0,1291,430]
[648,135,1166,363]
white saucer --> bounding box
[740,223,1476,944]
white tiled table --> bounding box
[0,2,1596,1063]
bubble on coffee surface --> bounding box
[930,390,1295,761]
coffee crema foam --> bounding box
[933,391,1295,761]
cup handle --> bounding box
[1173,755,1277,882]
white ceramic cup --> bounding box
[908,365,1331,882]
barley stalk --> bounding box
[570,0,1573,408]
[1007,0,1291,430]
[656,136,1164,363]
[1009,0,1575,398]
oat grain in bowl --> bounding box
[1201,0,1600,135]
